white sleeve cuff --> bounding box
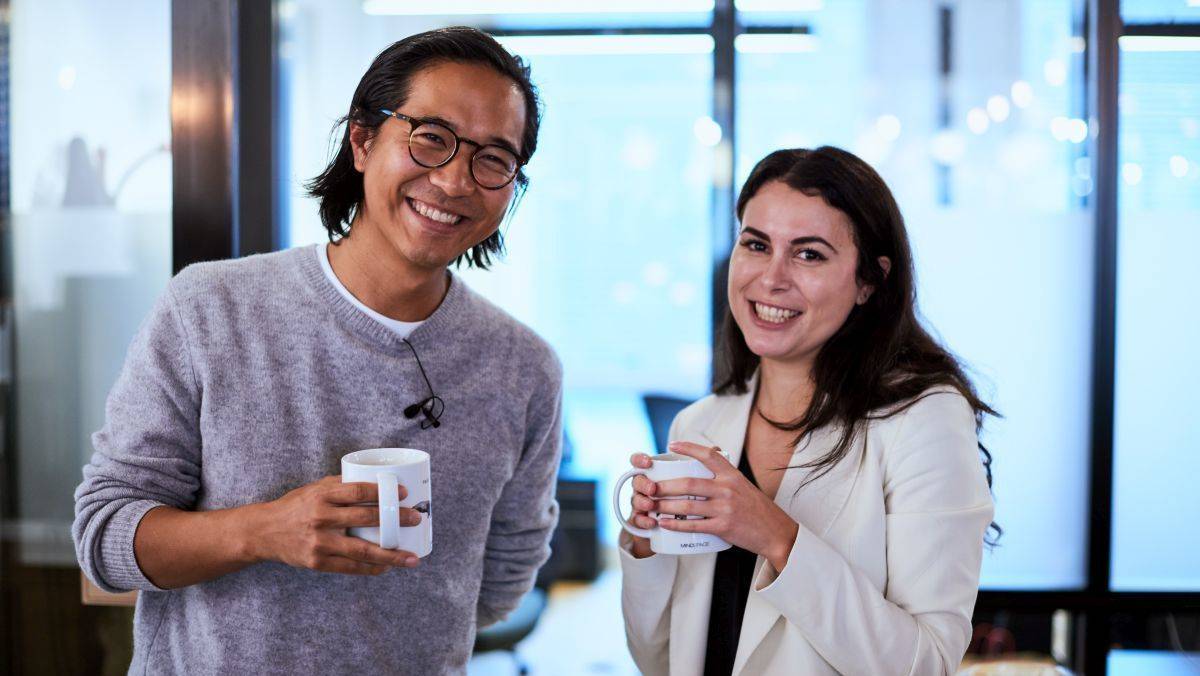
[617,530,679,591]
[751,521,818,619]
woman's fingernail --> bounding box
[405,557,419,567]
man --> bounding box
[73,27,561,674]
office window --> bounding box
[2,0,173,670]
[9,0,172,562]
[1122,0,1200,23]
[735,0,827,26]
[737,0,1092,590]
[360,0,714,29]
[1111,38,1200,591]
[1109,649,1200,674]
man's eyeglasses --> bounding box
[379,109,523,190]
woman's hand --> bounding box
[626,453,659,558]
[654,441,800,573]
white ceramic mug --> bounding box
[612,452,731,555]
[341,448,432,557]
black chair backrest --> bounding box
[642,394,693,453]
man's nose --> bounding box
[427,151,475,197]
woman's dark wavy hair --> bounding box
[715,146,1001,546]
[306,26,541,269]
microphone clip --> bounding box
[404,395,444,429]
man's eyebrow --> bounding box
[740,227,839,253]
[419,114,522,157]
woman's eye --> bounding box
[797,248,826,262]
[739,239,768,253]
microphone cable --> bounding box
[401,338,444,429]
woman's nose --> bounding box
[759,254,792,291]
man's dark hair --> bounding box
[306,26,541,269]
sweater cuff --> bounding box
[97,499,169,593]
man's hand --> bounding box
[248,476,423,575]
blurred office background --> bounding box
[1,0,1197,674]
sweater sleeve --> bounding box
[475,351,563,628]
[750,391,993,676]
[72,282,203,593]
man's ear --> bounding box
[349,122,373,173]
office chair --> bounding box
[642,393,693,453]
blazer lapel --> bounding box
[775,422,863,540]
[731,406,865,675]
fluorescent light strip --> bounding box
[734,34,819,53]
[736,0,824,10]
[363,0,714,15]
[1119,35,1200,52]
[497,34,714,55]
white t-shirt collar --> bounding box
[317,244,424,339]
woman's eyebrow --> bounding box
[740,227,839,254]
[790,235,838,253]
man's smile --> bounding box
[406,196,465,225]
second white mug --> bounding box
[612,452,731,555]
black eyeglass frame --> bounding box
[379,108,525,190]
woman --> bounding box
[620,146,997,675]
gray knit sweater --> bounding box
[72,245,563,675]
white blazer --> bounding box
[619,379,994,676]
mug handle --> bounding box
[612,468,655,539]
[376,472,401,550]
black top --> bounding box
[703,449,761,676]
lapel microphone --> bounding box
[401,338,444,429]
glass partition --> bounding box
[2,0,172,671]
[1110,36,1200,592]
